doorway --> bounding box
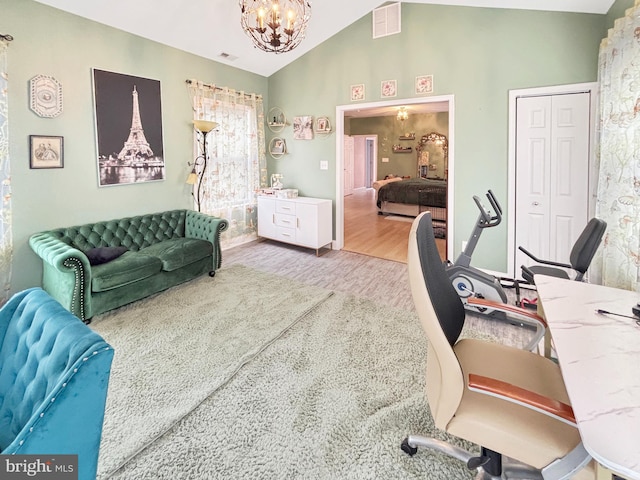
[335,95,455,261]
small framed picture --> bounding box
[381,79,397,98]
[350,84,365,102]
[29,135,64,169]
[415,75,434,94]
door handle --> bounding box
[532,201,540,206]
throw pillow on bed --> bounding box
[85,246,128,266]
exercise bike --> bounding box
[446,190,512,317]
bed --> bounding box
[376,178,447,222]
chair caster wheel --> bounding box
[209,271,216,277]
[401,438,418,456]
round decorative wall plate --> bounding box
[30,75,63,118]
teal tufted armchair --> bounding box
[0,288,114,480]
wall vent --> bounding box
[372,3,401,39]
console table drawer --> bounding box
[275,201,296,215]
[275,213,296,228]
[275,227,296,242]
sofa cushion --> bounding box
[91,252,162,292]
[86,246,128,266]
[138,237,213,272]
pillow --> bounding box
[85,246,128,266]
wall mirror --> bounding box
[416,132,448,180]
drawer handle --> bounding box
[272,214,275,223]
[282,232,292,237]
[297,218,300,228]
[282,219,291,224]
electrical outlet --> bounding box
[320,160,328,170]
[382,157,389,163]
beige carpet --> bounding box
[91,264,333,479]
[96,264,489,479]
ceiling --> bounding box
[35,0,615,78]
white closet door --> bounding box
[515,93,590,277]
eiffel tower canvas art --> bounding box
[93,69,165,186]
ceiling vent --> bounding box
[218,52,238,61]
[372,2,401,39]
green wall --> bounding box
[1,0,268,293]
[0,0,619,294]
[268,3,606,272]
[348,113,449,179]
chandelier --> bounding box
[239,0,312,54]
[397,107,408,121]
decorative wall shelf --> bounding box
[399,133,415,140]
[269,137,287,159]
[314,116,333,136]
[267,106,287,133]
[392,145,413,153]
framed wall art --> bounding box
[92,69,165,187]
[415,75,434,94]
[29,75,63,118]
[293,115,314,140]
[29,135,63,169]
[350,84,365,102]
[381,79,397,98]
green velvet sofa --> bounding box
[29,209,228,323]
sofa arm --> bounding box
[185,211,229,270]
[28,233,92,321]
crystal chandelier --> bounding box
[397,107,408,121]
[239,0,312,54]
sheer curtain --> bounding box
[593,2,640,290]
[0,36,12,302]
[187,80,267,249]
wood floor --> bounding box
[343,188,446,263]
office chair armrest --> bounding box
[518,246,572,269]
[466,297,547,328]
[468,373,576,426]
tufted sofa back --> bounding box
[0,288,112,451]
[48,210,187,252]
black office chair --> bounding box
[519,218,606,284]
[401,212,593,479]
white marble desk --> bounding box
[535,275,640,480]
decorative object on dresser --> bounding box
[29,210,228,322]
[258,195,332,255]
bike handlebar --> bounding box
[472,190,502,228]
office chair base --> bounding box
[401,435,546,480]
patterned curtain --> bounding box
[593,1,640,290]
[186,80,267,249]
[0,36,13,302]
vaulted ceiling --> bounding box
[35,0,615,77]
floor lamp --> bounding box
[186,120,218,212]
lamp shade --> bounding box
[193,120,218,133]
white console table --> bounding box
[257,195,332,255]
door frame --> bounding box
[334,94,455,252]
[506,82,598,277]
